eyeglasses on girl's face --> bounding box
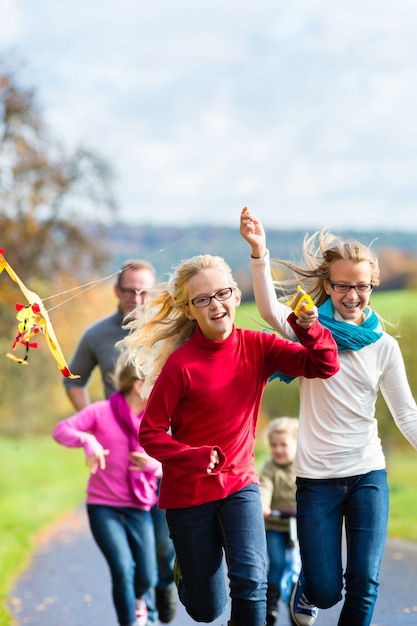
[329,282,373,294]
[190,287,234,308]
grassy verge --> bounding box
[0,437,86,626]
[385,444,417,540]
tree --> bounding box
[0,64,117,295]
[0,62,119,434]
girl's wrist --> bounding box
[251,248,267,259]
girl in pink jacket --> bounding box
[53,358,161,626]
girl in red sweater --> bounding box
[120,254,339,626]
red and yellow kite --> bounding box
[0,249,79,378]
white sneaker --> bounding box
[290,572,318,626]
[135,597,148,626]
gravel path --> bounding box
[8,506,417,626]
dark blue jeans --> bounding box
[266,529,289,587]
[151,485,175,589]
[87,504,158,626]
[296,469,389,626]
[166,483,267,626]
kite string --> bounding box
[44,273,120,312]
[41,213,242,313]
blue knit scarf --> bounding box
[270,297,382,383]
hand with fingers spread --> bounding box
[86,448,110,474]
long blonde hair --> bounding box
[271,228,380,307]
[118,254,241,397]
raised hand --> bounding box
[239,207,267,258]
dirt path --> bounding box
[8,506,417,626]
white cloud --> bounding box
[2,0,417,230]
[0,0,22,44]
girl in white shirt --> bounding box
[240,207,417,626]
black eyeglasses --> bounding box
[190,287,234,308]
[118,287,149,297]
[329,282,373,294]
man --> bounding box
[64,258,177,624]
[64,259,156,409]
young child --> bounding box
[259,417,299,626]
[53,356,161,626]
[240,207,417,626]
[119,253,339,626]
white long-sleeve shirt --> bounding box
[250,252,417,478]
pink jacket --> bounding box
[53,399,162,510]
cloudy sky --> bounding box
[2,0,417,231]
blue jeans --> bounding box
[266,529,289,587]
[296,469,389,626]
[166,483,267,626]
[87,504,158,626]
[151,484,175,589]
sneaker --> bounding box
[155,584,177,623]
[266,609,278,625]
[135,597,148,626]
[290,573,318,626]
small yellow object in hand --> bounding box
[286,286,314,317]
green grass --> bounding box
[0,437,86,626]
[235,301,266,329]
[371,289,417,323]
[386,445,417,540]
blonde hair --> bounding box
[112,351,145,395]
[118,254,241,397]
[264,416,299,445]
[271,228,380,307]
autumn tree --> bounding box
[378,247,417,290]
[0,63,120,433]
[0,64,117,308]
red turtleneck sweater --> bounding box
[139,317,338,508]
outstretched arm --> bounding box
[53,412,109,473]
